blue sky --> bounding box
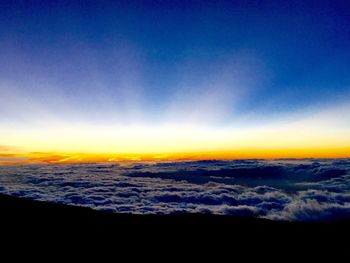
[0,1,350,158]
[1,0,350,123]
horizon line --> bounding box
[1,149,349,164]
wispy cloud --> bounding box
[0,145,28,164]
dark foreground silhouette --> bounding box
[2,193,349,256]
[1,193,349,240]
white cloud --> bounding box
[1,159,349,221]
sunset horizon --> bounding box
[2,148,350,165]
[1,1,350,165]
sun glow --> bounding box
[1,122,350,164]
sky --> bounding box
[1,0,350,163]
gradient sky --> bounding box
[1,0,350,162]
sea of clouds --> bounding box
[0,159,350,221]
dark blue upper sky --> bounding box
[1,0,350,126]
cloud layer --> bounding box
[0,159,350,221]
